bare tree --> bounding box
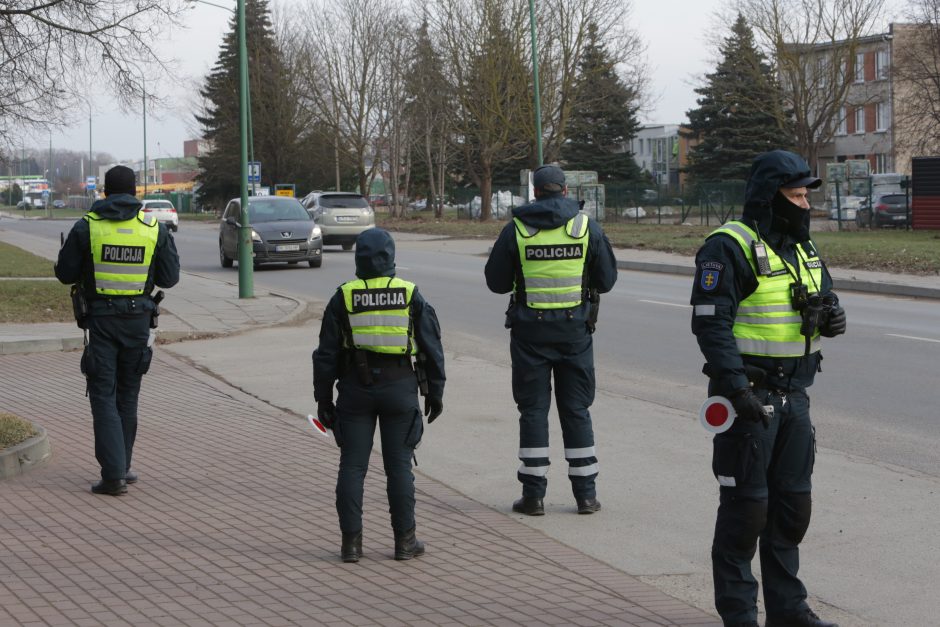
[536,0,648,164]
[0,0,189,149]
[737,0,886,169]
[292,0,404,195]
[891,5,940,160]
[426,0,533,221]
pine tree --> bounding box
[195,0,311,210]
[686,14,793,183]
[561,23,642,182]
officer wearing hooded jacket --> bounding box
[55,165,180,496]
[691,151,846,627]
[485,164,617,516]
[313,228,445,563]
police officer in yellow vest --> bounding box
[485,164,618,516]
[55,165,180,496]
[313,228,445,563]
[691,151,846,627]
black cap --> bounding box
[533,165,566,194]
[104,165,136,197]
[782,174,822,190]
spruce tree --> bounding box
[561,23,642,182]
[195,0,311,210]
[686,14,793,183]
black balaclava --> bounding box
[771,191,811,241]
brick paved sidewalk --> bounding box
[0,350,718,627]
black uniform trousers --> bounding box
[82,314,153,481]
[510,335,598,500]
[710,383,815,626]
[333,371,423,535]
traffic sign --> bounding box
[248,161,261,184]
[86,176,96,190]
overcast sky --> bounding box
[47,0,901,162]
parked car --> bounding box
[219,196,322,269]
[828,195,865,221]
[15,200,31,211]
[302,191,374,250]
[52,199,66,209]
[141,199,178,231]
[856,193,909,228]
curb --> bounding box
[0,336,85,355]
[616,259,940,300]
[0,422,51,479]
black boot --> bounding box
[91,479,127,496]
[393,527,425,560]
[341,530,362,563]
[765,609,838,627]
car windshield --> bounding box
[146,201,173,209]
[247,199,309,222]
[319,194,369,209]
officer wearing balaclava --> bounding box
[690,150,846,627]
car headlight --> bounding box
[310,226,322,239]
[251,229,262,242]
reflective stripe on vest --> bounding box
[340,277,416,355]
[85,211,158,296]
[711,221,824,357]
[514,213,589,309]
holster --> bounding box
[414,352,429,397]
[701,363,767,388]
[586,289,600,334]
[150,290,165,329]
[70,285,88,330]
[352,349,374,386]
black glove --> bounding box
[820,306,846,337]
[729,388,770,429]
[424,396,443,424]
[317,401,336,429]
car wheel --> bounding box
[342,242,354,251]
[308,258,322,268]
[219,242,233,268]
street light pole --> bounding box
[236,0,253,297]
[186,0,253,297]
[527,0,543,167]
[142,76,148,198]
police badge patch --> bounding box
[699,261,724,292]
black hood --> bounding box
[742,150,815,235]
[89,194,142,221]
[511,195,580,230]
[354,228,396,279]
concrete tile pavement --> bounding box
[0,349,718,626]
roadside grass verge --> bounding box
[0,241,55,277]
[378,214,940,275]
[0,413,38,450]
[0,280,73,323]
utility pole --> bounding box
[236,0,254,297]
[528,0,543,167]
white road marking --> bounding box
[639,299,691,309]
[886,333,940,344]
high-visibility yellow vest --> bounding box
[712,221,824,357]
[514,213,589,309]
[340,277,416,355]
[85,211,158,296]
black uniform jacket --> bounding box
[690,151,837,395]
[55,194,180,316]
[484,195,618,343]
[313,228,445,403]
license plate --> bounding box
[893,215,905,220]
[275,244,300,252]
[335,215,358,223]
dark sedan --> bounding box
[856,193,909,228]
[219,196,323,268]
